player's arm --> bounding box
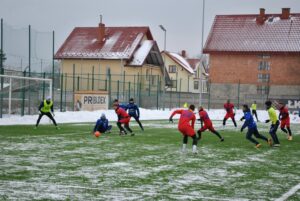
[93,120,99,132]
[169,110,182,122]
[241,113,250,132]
[38,101,43,111]
[51,104,54,113]
[136,105,140,117]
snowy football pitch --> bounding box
[1,121,300,200]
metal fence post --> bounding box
[237,79,240,109]
[87,73,90,90]
[42,72,46,100]
[60,73,63,112]
[156,75,159,109]
[92,66,95,91]
[108,70,111,108]
[72,64,75,111]
[178,79,182,108]
[128,82,131,100]
[64,73,67,111]
[123,71,126,100]
[0,18,3,118]
[117,80,119,100]
[208,79,211,110]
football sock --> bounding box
[281,127,288,133]
[287,127,292,136]
[212,131,222,139]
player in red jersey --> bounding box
[113,103,134,136]
[277,102,293,141]
[223,99,237,128]
[169,104,198,154]
[198,107,224,142]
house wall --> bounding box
[207,53,300,107]
[162,53,195,93]
[59,59,163,93]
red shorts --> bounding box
[178,124,195,137]
[119,117,131,125]
[224,113,235,120]
[199,123,216,132]
[280,118,290,128]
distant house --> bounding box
[54,20,167,97]
[203,8,300,103]
[162,50,208,93]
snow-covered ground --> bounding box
[0,108,299,125]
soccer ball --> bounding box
[94,131,101,137]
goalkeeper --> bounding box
[35,96,59,129]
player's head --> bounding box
[46,96,51,103]
[254,101,256,104]
[129,98,134,103]
[189,104,195,111]
[100,113,106,120]
[277,102,285,109]
[113,99,119,103]
[242,104,250,112]
[198,106,204,111]
[113,103,119,110]
[265,100,272,109]
[227,99,230,103]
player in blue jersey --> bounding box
[240,104,272,148]
[126,98,144,131]
[93,113,112,134]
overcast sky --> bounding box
[1,0,300,58]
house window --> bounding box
[258,73,270,83]
[171,80,177,88]
[194,81,199,90]
[257,85,269,94]
[258,61,270,70]
[169,65,177,73]
[258,54,270,59]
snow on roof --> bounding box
[55,27,153,60]
[204,13,300,53]
[167,52,194,74]
[128,40,154,66]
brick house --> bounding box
[203,8,300,106]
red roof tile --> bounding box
[203,13,300,54]
[55,27,153,59]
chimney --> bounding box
[98,15,105,43]
[256,8,266,25]
[181,50,186,58]
[281,8,290,19]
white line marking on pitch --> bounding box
[274,183,300,201]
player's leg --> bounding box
[186,126,197,153]
[253,127,268,142]
[191,135,198,153]
[286,118,292,140]
[124,123,134,136]
[35,112,44,127]
[231,114,237,127]
[106,125,112,133]
[246,128,260,146]
[197,125,207,140]
[133,115,144,131]
[117,121,126,135]
[209,125,224,141]
[270,122,280,146]
[182,135,188,152]
[222,114,228,127]
[280,120,288,134]
[45,112,58,127]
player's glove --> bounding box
[265,120,270,123]
[240,128,244,132]
[169,117,173,123]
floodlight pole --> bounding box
[0,18,3,118]
[199,0,205,107]
[159,25,167,110]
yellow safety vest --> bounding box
[251,104,257,110]
[41,100,53,113]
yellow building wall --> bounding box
[59,59,163,92]
[162,53,194,93]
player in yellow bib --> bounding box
[265,100,280,147]
[35,96,59,129]
[251,101,259,122]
